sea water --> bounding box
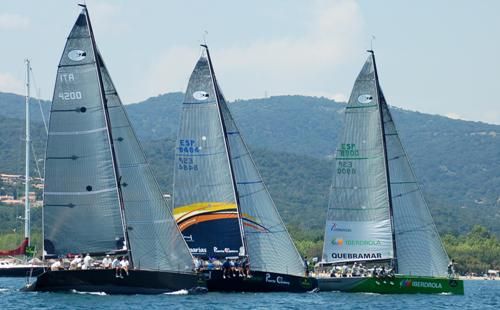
[0,278,498,309]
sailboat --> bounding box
[24,5,204,294]
[0,59,45,277]
[316,51,464,294]
[172,45,317,292]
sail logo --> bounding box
[400,280,412,288]
[332,238,344,246]
[357,94,373,104]
[193,91,210,101]
[331,239,381,246]
[399,279,442,289]
[330,223,351,232]
[68,50,87,61]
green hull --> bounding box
[317,275,464,295]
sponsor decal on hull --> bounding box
[399,279,443,289]
[189,247,207,254]
[265,273,290,286]
[213,247,239,254]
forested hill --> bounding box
[0,91,498,237]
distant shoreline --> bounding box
[460,276,498,281]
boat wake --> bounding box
[359,292,381,296]
[163,289,189,295]
[0,288,9,292]
[70,289,107,296]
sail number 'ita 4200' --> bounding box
[58,91,82,100]
[58,73,82,101]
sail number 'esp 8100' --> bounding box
[336,143,359,175]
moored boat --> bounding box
[0,259,45,277]
[0,60,48,277]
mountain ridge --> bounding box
[0,91,498,237]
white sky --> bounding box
[1,0,499,124]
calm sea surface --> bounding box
[0,278,498,309]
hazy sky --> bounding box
[1,0,499,124]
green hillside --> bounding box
[0,91,498,238]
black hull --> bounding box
[23,269,206,294]
[0,267,45,277]
[204,270,317,292]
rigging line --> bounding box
[29,66,49,135]
[30,144,43,179]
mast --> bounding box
[80,4,133,266]
[202,44,247,256]
[24,59,31,247]
[369,50,398,272]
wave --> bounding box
[163,289,189,295]
[70,289,107,296]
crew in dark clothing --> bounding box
[448,259,456,278]
[222,259,231,279]
[241,256,250,278]
[304,256,309,277]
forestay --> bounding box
[44,11,124,256]
[97,52,193,272]
[322,55,394,264]
[173,55,243,259]
[216,82,306,276]
[380,91,449,276]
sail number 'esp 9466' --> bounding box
[177,139,200,171]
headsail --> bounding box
[97,52,194,272]
[322,55,395,264]
[216,82,306,276]
[44,10,125,256]
[380,90,449,276]
[173,53,243,259]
